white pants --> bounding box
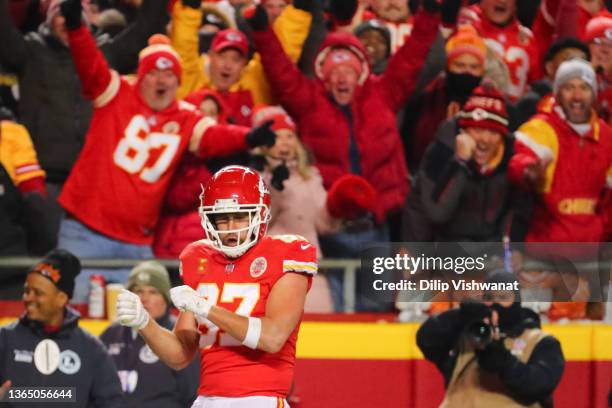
[191,395,290,408]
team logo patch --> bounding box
[250,257,267,278]
[240,105,251,117]
[137,272,150,283]
[34,339,60,375]
[33,263,61,283]
[225,31,242,42]
[163,121,180,134]
[471,108,489,121]
[155,56,174,70]
[58,350,81,375]
[139,345,159,364]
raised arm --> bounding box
[416,121,470,225]
[170,0,205,99]
[379,0,461,112]
[61,0,117,104]
[101,0,170,74]
[189,117,276,158]
[249,5,316,119]
[244,3,313,105]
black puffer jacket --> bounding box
[402,118,530,242]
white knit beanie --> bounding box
[553,58,598,95]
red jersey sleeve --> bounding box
[67,26,119,105]
[179,240,212,289]
[276,235,318,277]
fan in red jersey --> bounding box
[117,166,317,408]
[459,0,541,101]
[56,0,276,305]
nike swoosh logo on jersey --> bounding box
[301,243,311,250]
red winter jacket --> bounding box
[252,11,440,221]
[509,106,612,243]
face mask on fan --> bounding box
[445,71,483,102]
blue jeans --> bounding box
[319,222,390,312]
[57,217,153,304]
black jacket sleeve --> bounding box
[100,0,169,74]
[497,336,565,404]
[416,309,465,378]
[0,0,27,74]
[89,338,124,408]
[417,120,471,225]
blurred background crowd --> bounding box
[0,0,611,321]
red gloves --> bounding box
[326,174,377,220]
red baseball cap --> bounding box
[210,29,249,56]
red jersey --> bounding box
[460,5,541,101]
[180,235,317,398]
[59,27,249,244]
[510,106,612,242]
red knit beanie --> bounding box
[321,48,363,81]
[137,34,182,83]
[252,105,296,132]
[457,85,509,136]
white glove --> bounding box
[116,289,150,330]
[170,285,213,318]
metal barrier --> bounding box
[0,257,362,313]
[1,256,607,312]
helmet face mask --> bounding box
[198,166,271,258]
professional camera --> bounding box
[466,319,493,349]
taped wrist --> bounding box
[242,317,262,349]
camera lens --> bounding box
[467,321,491,347]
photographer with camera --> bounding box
[416,271,565,407]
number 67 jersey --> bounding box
[179,235,317,398]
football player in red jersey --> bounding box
[116,166,316,408]
[56,0,277,305]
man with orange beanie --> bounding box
[56,0,277,305]
[402,25,486,171]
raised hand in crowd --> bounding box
[422,0,462,25]
[455,132,477,163]
[247,120,277,148]
[59,0,83,29]
[243,3,269,32]
[328,0,358,24]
